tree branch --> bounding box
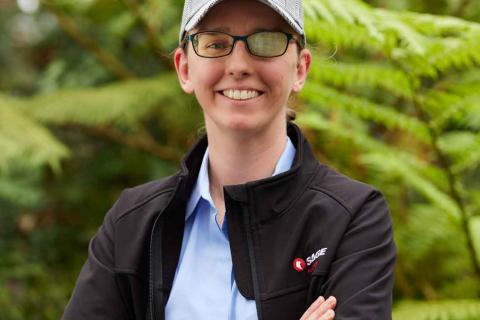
[88,125,182,162]
[453,0,471,17]
[122,0,174,70]
[41,1,137,80]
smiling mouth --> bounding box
[220,89,263,101]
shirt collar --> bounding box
[185,137,296,221]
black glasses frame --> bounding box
[184,31,301,58]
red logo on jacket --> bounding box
[293,258,306,272]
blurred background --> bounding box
[1,0,480,319]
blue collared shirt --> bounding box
[165,137,296,320]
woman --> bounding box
[63,0,396,319]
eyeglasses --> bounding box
[184,31,301,58]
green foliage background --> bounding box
[1,0,480,318]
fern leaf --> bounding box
[0,171,42,206]
[17,74,184,128]
[323,0,355,24]
[376,9,428,55]
[304,1,335,23]
[429,32,480,72]
[437,132,480,173]
[361,153,460,219]
[301,83,431,143]
[309,60,415,99]
[297,111,440,176]
[0,98,69,173]
[305,0,385,42]
[395,204,453,267]
[422,90,480,131]
[305,20,385,53]
[305,0,480,78]
[393,300,480,320]
[398,11,477,37]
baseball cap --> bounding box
[179,0,306,46]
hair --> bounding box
[286,108,297,122]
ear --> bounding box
[292,48,312,93]
[174,47,194,94]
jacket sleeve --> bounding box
[62,191,131,320]
[323,190,396,319]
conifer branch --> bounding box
[41,1,137,80]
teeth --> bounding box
[222,89,260,100]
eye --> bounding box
[206,41,227,49]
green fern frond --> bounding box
[420,91,462,128]
[398,10,479,37]
[309,60,415,99]
[17,74,184,128]
[428,32,480,73]
[0,171,42,206]
[393,300,480,320]
[305,0,430,55]
[305,0,385,42]
[301,83,430,143]
[395,204,452,267]
[304,1,335,23]
[0,99,69,173]
[298,112,454,205]
[305,0,480,78]
[305,20,385,53]
[298,111,381,150]
[438,132,480,173]
[422,90,480,131]
[376,9,428,55]
[395,52,439,78]
[322,0,356,24]
[297,111,440,176]
[361,153,460,219]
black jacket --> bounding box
[63,123,396,320]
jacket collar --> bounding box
[178,123,319,224]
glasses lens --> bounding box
[247,32,288,57]
[195,32,233,57]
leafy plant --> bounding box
[0,0,479,318]
[299,0,480,301]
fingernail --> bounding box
[318,296,325,302]
[327,296,335,304]
[327,309,335,317]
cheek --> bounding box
[263,61,297,95]
[188,59,224,96]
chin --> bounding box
[225,119,256,132]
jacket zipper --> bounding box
[148,177,183,320]
[149,215,164,320]
[241,204,264,320]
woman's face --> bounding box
[174,0,311,136]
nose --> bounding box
[224,40,254,79]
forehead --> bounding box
[195,0,292,33]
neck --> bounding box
[206,120,288,224]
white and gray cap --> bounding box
[179,0,305,45]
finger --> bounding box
[306,296,337,320]
[300,296,325,320]
[319,309,335,320]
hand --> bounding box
[300,296,336,320]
